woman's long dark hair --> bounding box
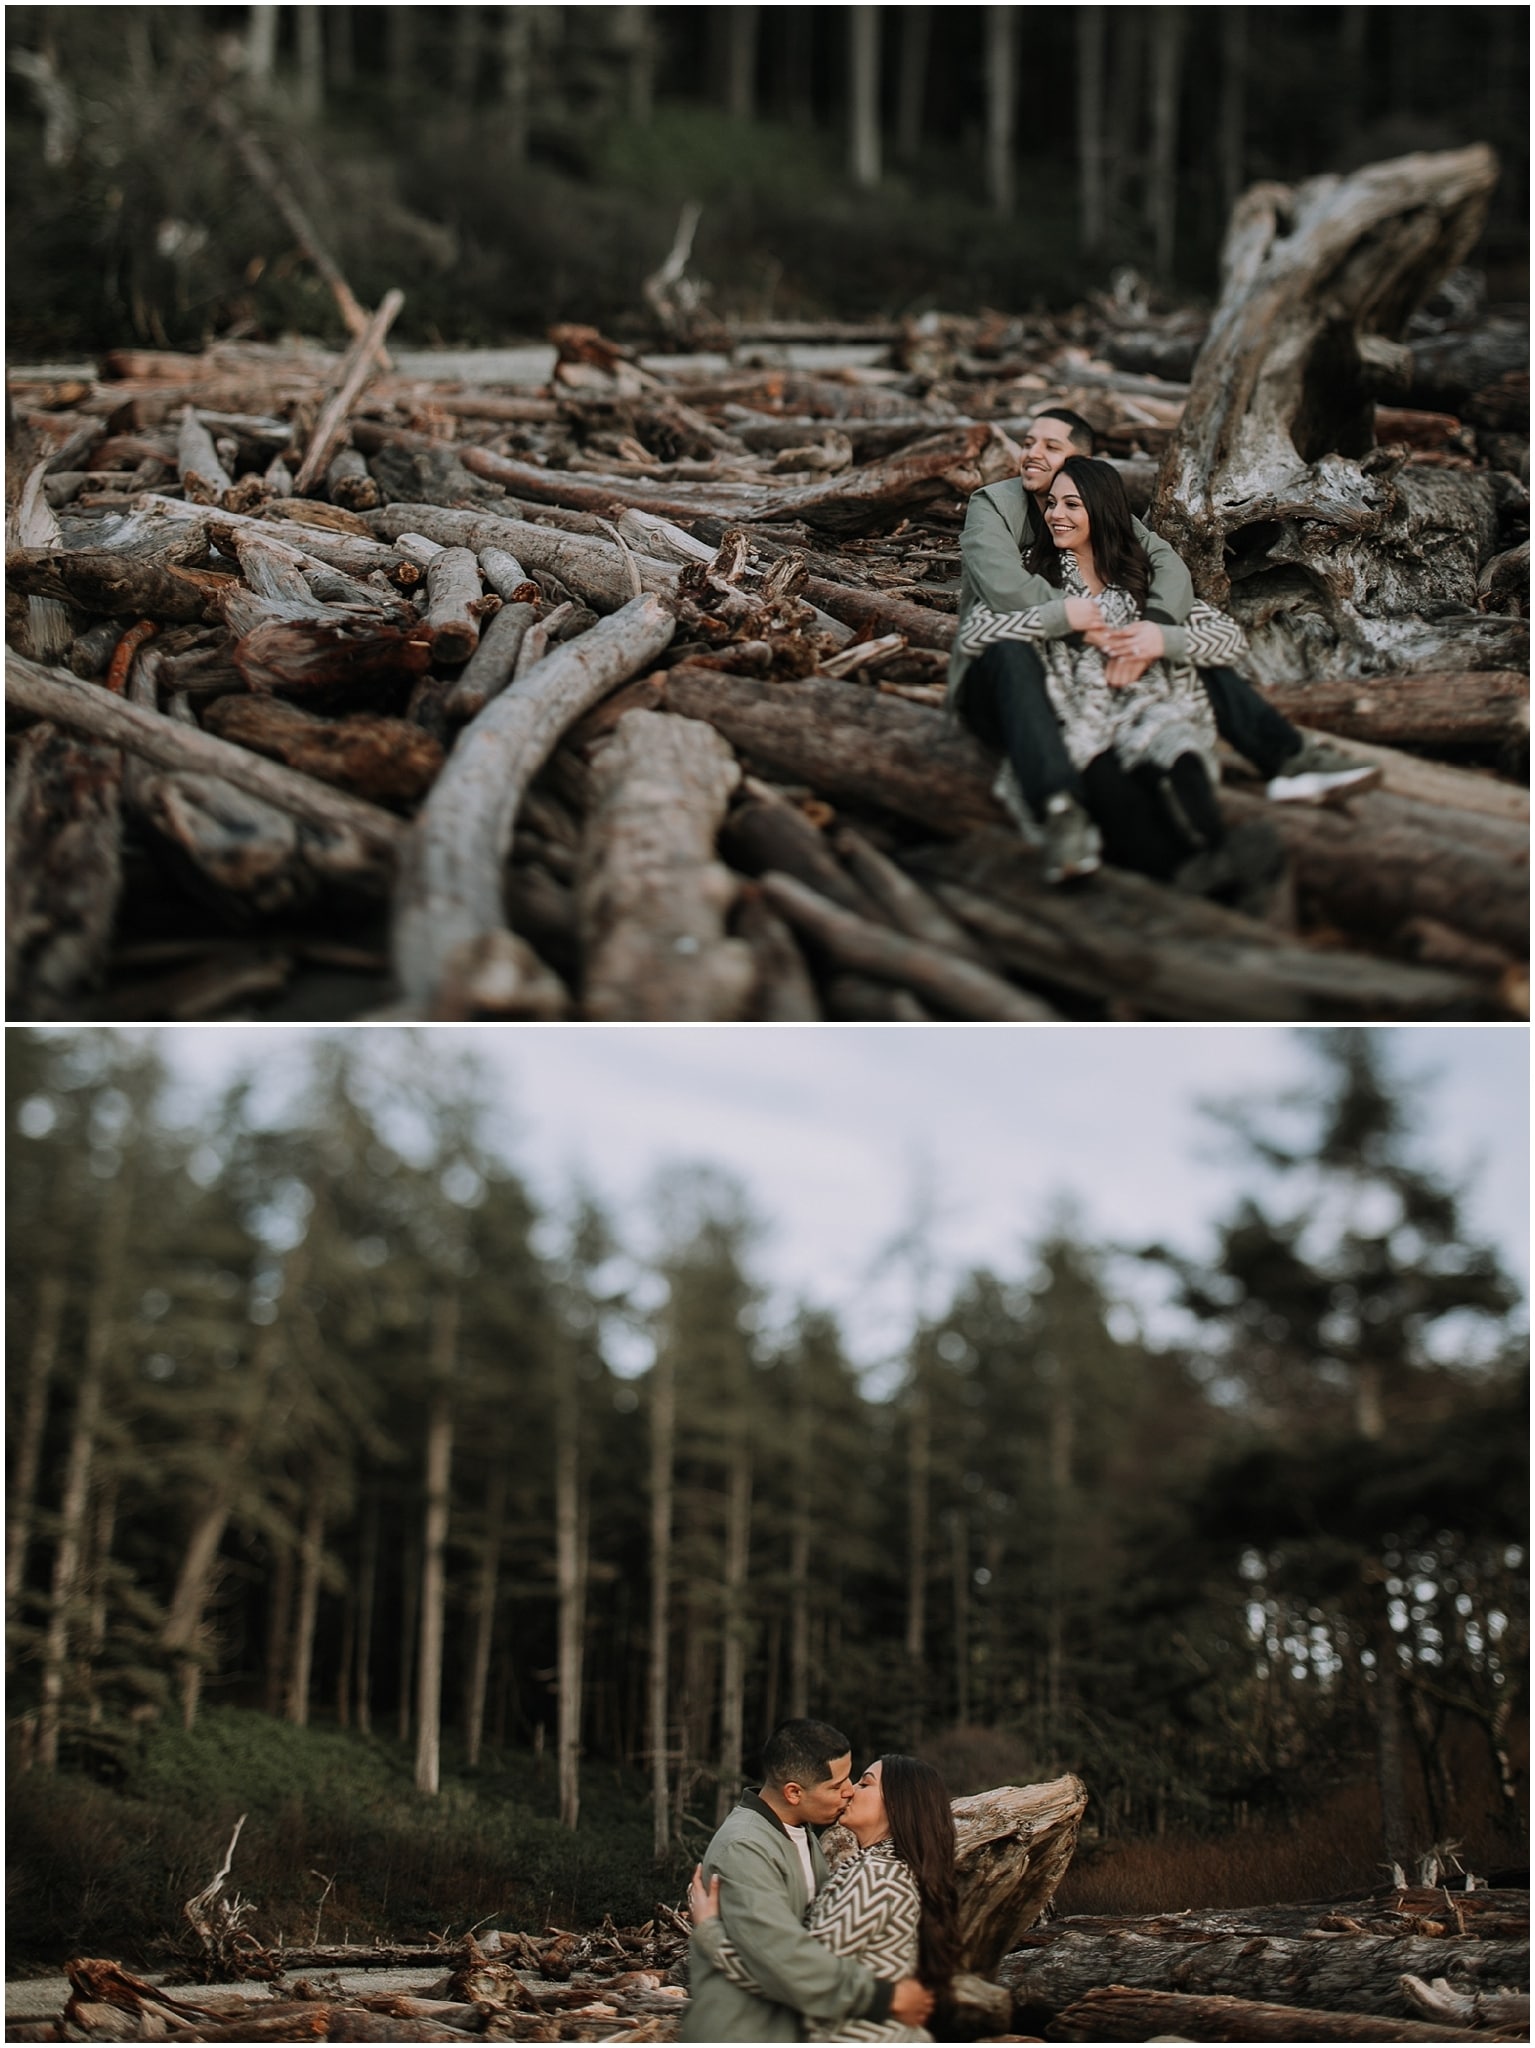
[1024,455,1151,613]
[878,1754,961,1998]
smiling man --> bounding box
[950,407,1379,884]
[681,1719,935,2041]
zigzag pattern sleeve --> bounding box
[806,1852,922,1980]
[700,1926,766,1998]
[1183,601,1248,667]
[956,601,1049,658]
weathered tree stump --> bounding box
[1153,146,1514,682]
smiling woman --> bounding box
[958,455,1259,895]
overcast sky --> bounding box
[121,1024,1528,1377]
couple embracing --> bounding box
[680,1719,956,2042]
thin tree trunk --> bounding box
[780,5,815,128]
[716,1426,752,1823]
[285,1489,325,1728]
[84,1472,119,1727]
[293,5,324,122]
[1373,1606,1412,1871]
[648,1341,675,1859]
[415,1291,458,1794]
[451,4,481,97]
[895,5,929,162]
[265,1536,294,1718]
[464,1462,507,1768]
[498,8,532,160]
[335,1580,354,1730]
[37,1159,134,1771]
[1356,1358,1386,1440]
[6,1266,66,1621]
[328,6,354,91]
[986,7,1017,218]
[725,6,758,123]
[386,8,413,99]
[159,1241,304,1710]
[905,1341,931,1744]
[848,7,881,191]
[1108,11,1146,223]
[1147,6,1186,279]
[788,1392,812,1720]
[1047,1367,1074,1743]
[555,1359,587,1830]
[397,1522,419,1743]
[1077,6,1107,252]
[949,1508,970,1727]
[354,1486,378,1736]
[245,4,277,98]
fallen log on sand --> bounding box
[1048,1984,1509,2041]
[998,1924,1527,2021]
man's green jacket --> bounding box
[948,475,1196,705]
[680,1791,897,2041]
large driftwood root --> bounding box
[1153,145,1522,682]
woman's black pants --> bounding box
[956,639,1242,880]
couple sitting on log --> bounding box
[950,410,1380,901]
[682,1719,954,2041]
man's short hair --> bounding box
[761,1718,850,1789]
[1033,407,1097,456]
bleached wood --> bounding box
[391,592,676,1013]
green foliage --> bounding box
[8,1710,692,1971]
[592,109,845,207]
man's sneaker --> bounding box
[1266,738,1382,805]
[1041,791,1102,884]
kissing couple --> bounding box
[680,1718,955,2041]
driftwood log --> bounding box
[576,709,755,1021]
[392,592,676,1015]
[1047,1983,1508,2042]
[993,1886,1530,2040]
[998,1924,1527,2021]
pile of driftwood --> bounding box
[6,147,1527,1022]
[5,1929,693,2044]
[998,1880,1530,2042]
[4,1779,1088,2044]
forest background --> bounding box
[5,4,1530,360]
[4,1025,1528,1973]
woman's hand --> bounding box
[1088,621,1165,688]
[1100,622,1165,662]
[689,1864,721,1925]
[1063,596,1105,632]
